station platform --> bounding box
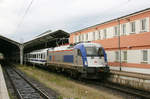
[110,70,150,80]
[109,69,150,91]
[0,64,10,99]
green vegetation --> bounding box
[16,65,122,99]
[8,91,15,99]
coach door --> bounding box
[74,49,83,66]
[77,49,83,66]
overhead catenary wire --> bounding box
[15,0,34,34]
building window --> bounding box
[79,35,81,42]
[130,21,136,33]
[76,36,79,42]
[103,29,107,39]
[140,18,146,31]
[122,24,126,35]
[123,51,127,62]
[82,34,84,41]
[98,30,101,39]
[74,36,76,43]
[115,51,119,62]
[142,50,148,63]
[93,32,95,40]
[86,34,88,41]
[114,26,118,36]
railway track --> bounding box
[5,66,55,99]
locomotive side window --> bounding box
[77,49,82,56]
[98,48,104,56]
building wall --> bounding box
[106,49,150,65]
[70,16,150,44]
[69,9,150,74]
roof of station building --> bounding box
[23,30,69,53]
[0,35,20,46]
[0,34,20,55]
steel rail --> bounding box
[5,66,52,99]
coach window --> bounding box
[38,54,39,59]
[41,54,42,59]
[142,50,148,63]
[41,54,43,59]
[130,21,136,33]
[43,54,45,59]
[37,54,38,59]
[140,18,146,32]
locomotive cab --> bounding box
[74,43,109,79]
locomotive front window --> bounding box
[85,47,104,57]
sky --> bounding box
[0,0,150,42]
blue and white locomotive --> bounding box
[25,42,109,79]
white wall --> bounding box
[127,50,141,63]
[106,49,150,64]
[148,49,150,64]
[106,51,116,62]
[146,17,150,32]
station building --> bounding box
[69,8,150,74]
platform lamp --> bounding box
[117,18,122,71]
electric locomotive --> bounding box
[25,42,109,79]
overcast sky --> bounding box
[0,0,150,42]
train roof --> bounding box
[52,44,73,51]
[28,42,103,53]
[75,42,102,48]
[29,48,48,54]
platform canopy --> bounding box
[23,30,69,53]
[0,35,20,57]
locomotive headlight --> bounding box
[102,62,107,66]
[84,61,88,66]
[104,62,108,66]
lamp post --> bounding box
[117,18,122,71]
